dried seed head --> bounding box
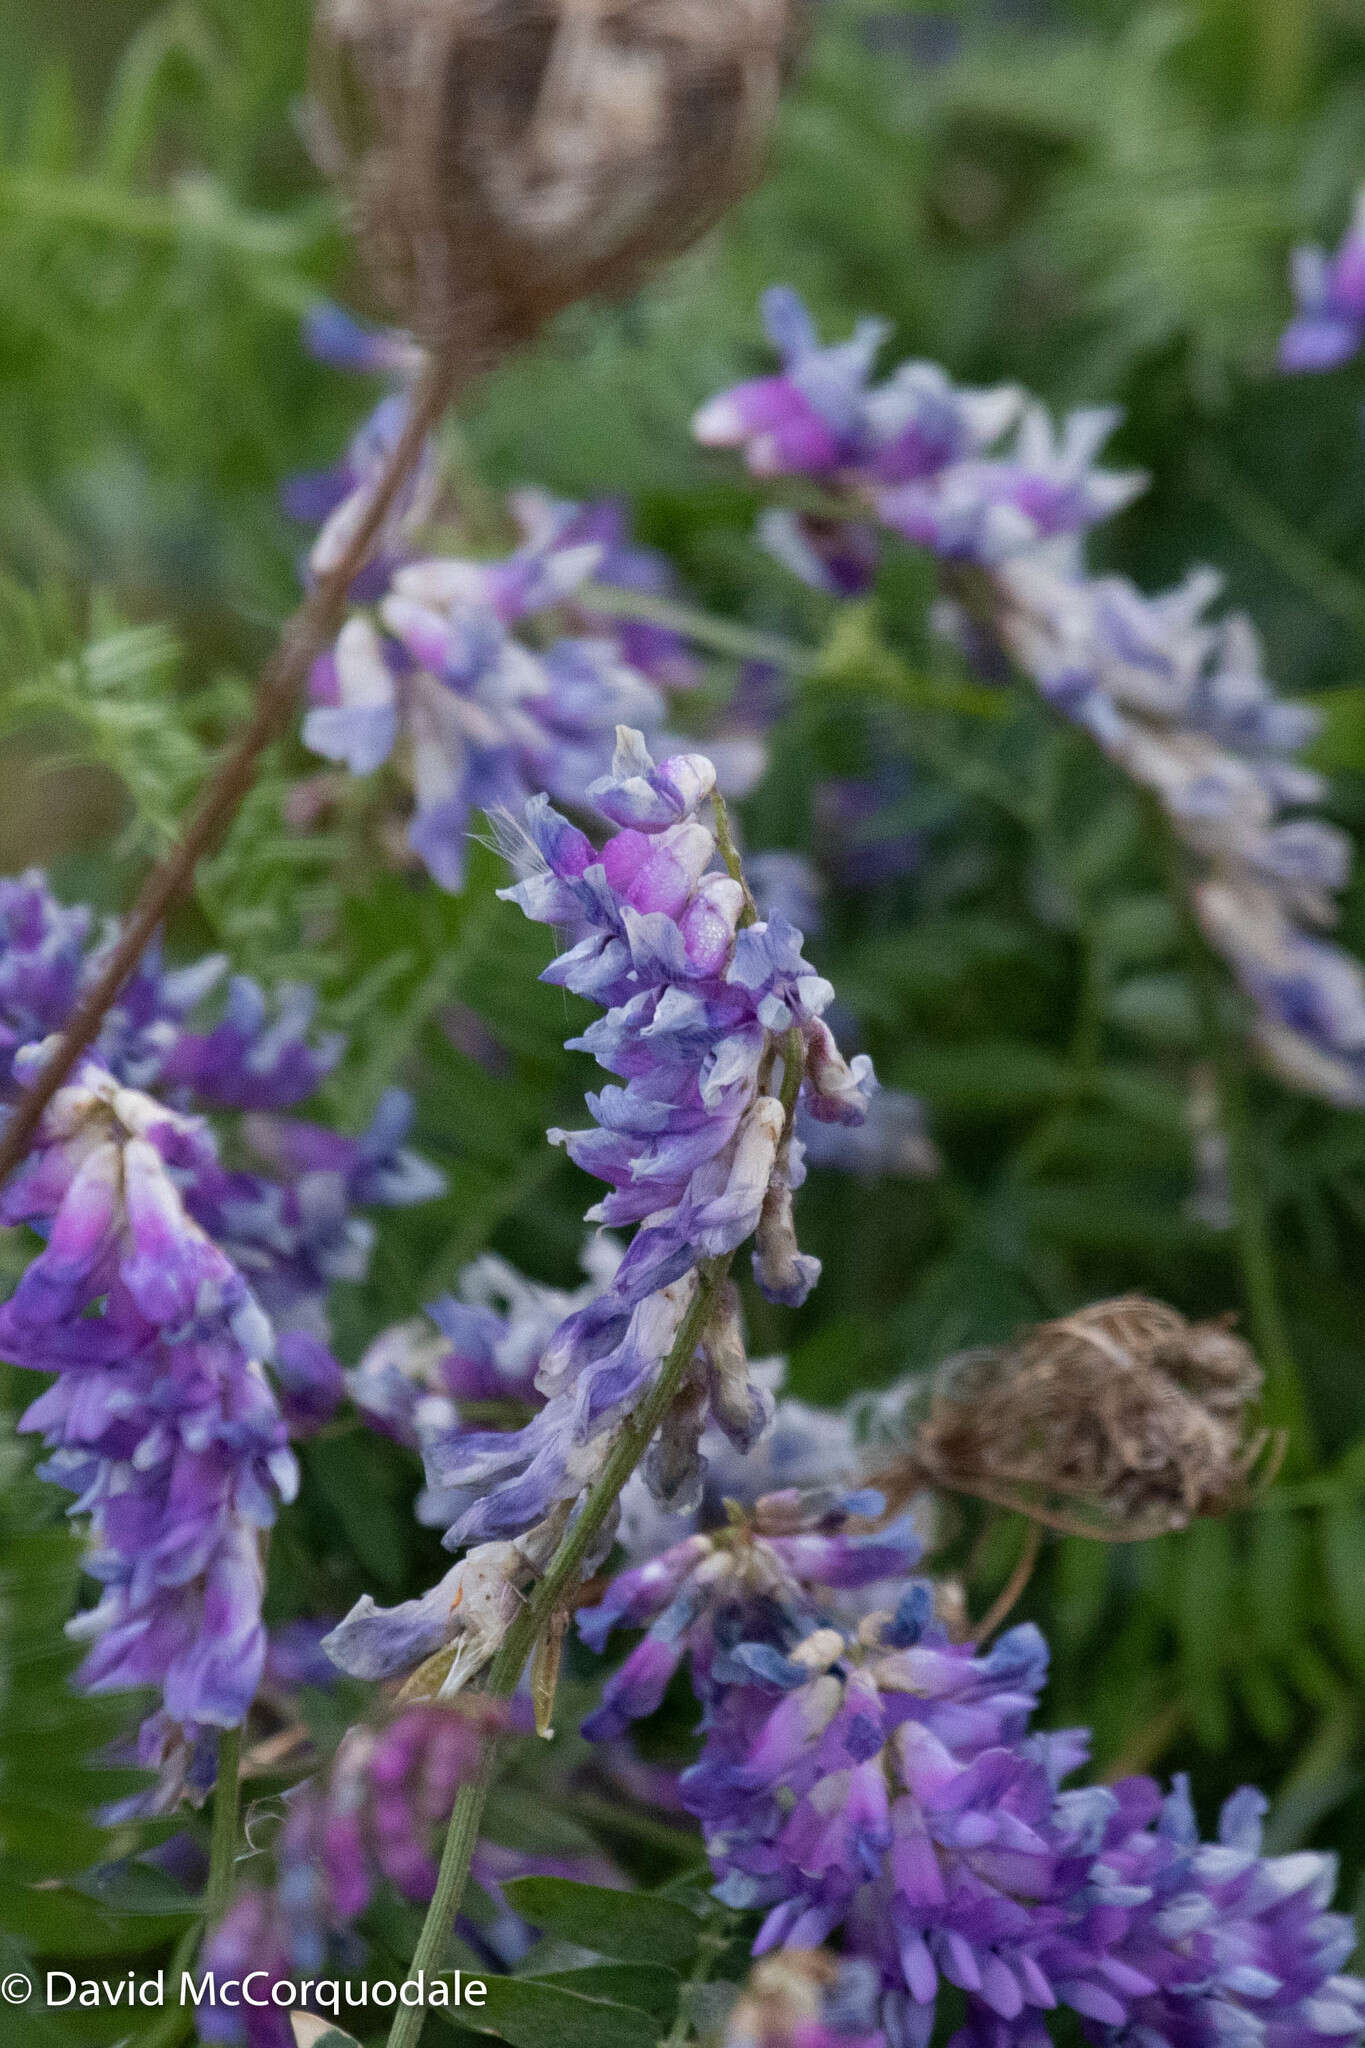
[878,1296,1271,1540]
[310,0,807,352]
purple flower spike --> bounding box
[0,878,442,1807]
[0,1061,296,1804]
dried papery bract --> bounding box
[879,1296,1273,1540]
[310,0,806,350]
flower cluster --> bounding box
[198,1701,505,2048]
[0,874,439,1803]
[582,1534,1365,2048]
[1279,191,1365,373]
[291,305,712,890]
[324,731,875,1694]
[698,295,1365,1105]
[576,1488,919,1742]
[0,1059,295,1810]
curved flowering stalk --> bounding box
[1279,190,1365,372]
[354,730,875,2048]
[0,877,440,1810]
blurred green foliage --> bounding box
[4,0,1365,2030]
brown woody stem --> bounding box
[0,349,465,1190]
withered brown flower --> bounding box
[876,1296,1274,1540]
[310,0,806,353]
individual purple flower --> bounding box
[875,404,1144,566]
[1280,192,1365,372]
[0,1058,296,1805]
[694,287,891,479]
[196,1701,506,2047]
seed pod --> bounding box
[876,1296,1273,1540]
[310,0,807,353]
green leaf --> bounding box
[499,1877,702,1967]
[467,1976,658,2048]
[531,1964,681,2022]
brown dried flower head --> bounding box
[880,1296,1273,1540]
[310,0,806,353]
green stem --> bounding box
[1152,808,1315,1467]
[204,1725,243,1927]
[581,581,815,674]
[383,1257,734,2048]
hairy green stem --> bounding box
[383,1255,734,2048]
[1152,808,1315,1466]
[204,1725,243,1928]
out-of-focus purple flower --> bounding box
[702,292,1365,1107]
[349,1241,620,1456]
[748,853,825,938]
[196,1702,505,2047]
[302,567,666,890]
[508,489,704,690]
[273,1332,345,1438]
[800,1089,939,1180]
[760,509,884,598]
[875,405,1143,566]
[997,560,1365,1101]
[0,1059,296,1806]
[284,304,436,601]
[1280,193,1365,372]
[190,1087,444,1336]
[263,1618,342,1694]
[815,764,923,890]
[694,288,891,479]
[158,978,343,1112]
